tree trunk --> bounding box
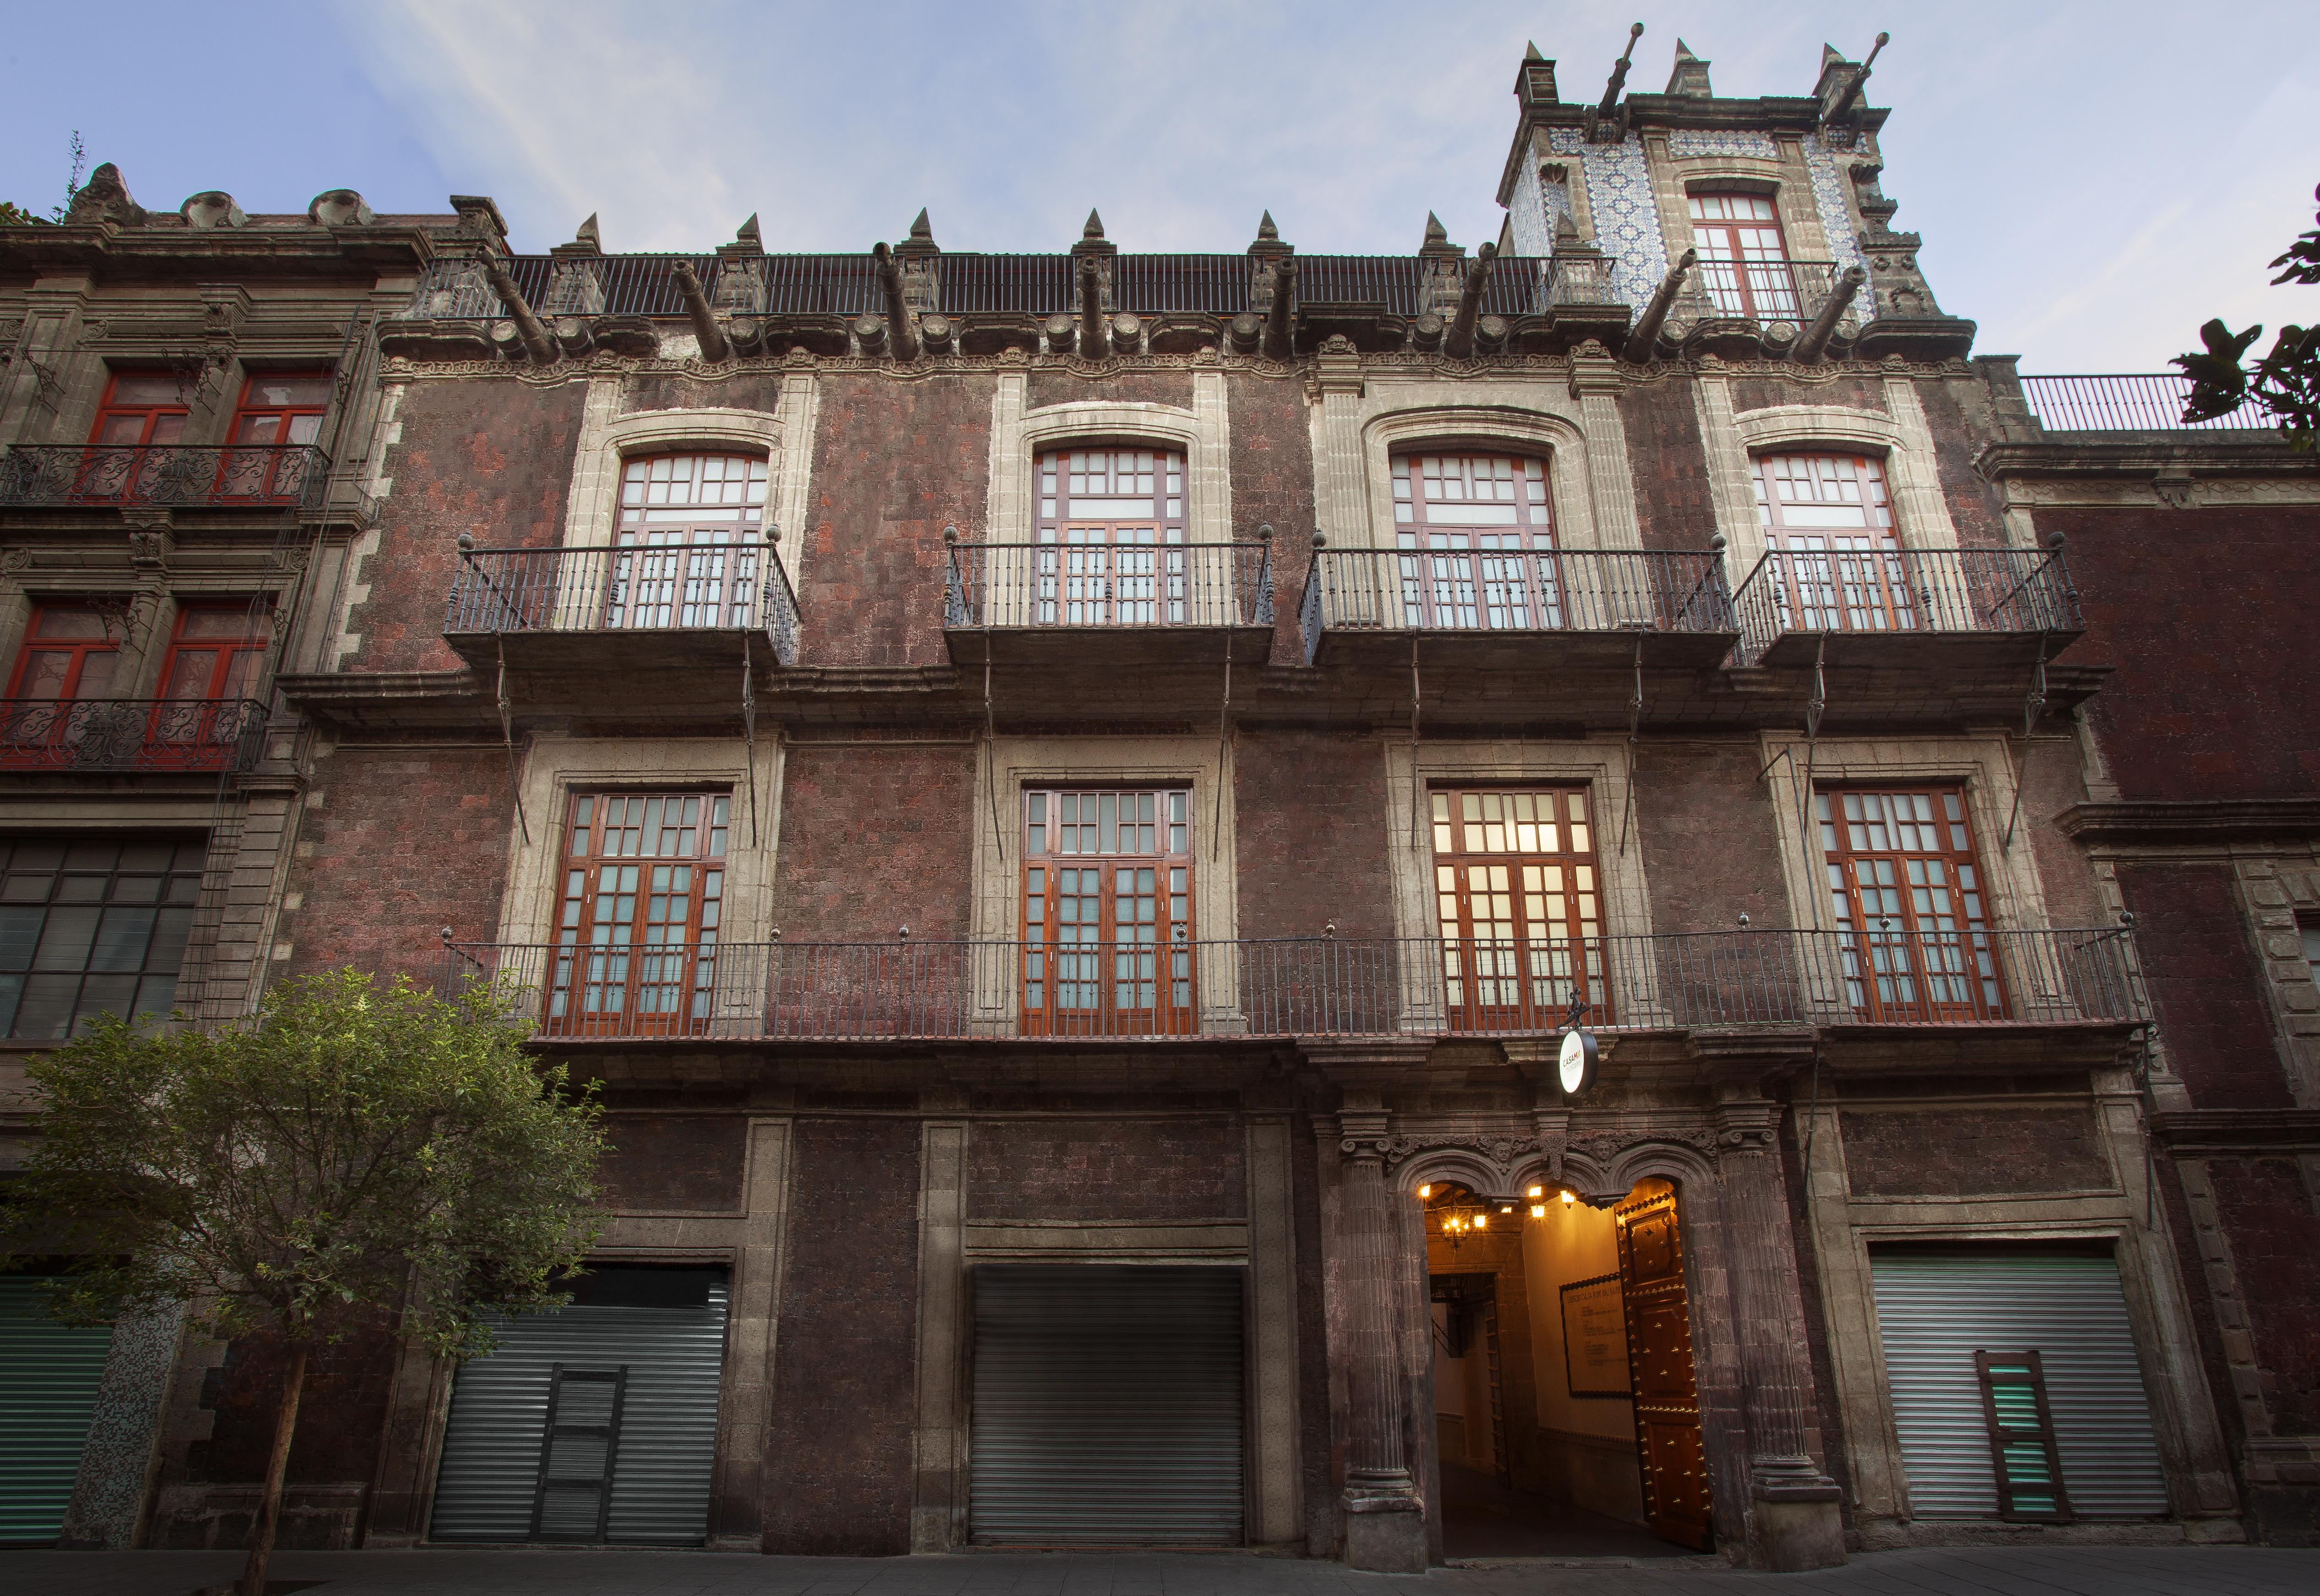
[238,1339,308,1596]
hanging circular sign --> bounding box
[1558,1027,1599,1097]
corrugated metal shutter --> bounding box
[971,1264,1244,1546]
[0,1278,114,1546]
[429,1267,728,1546]
[1869,1249,2169,1519]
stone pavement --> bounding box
[6,1546,2320,1596]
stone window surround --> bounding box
[1694,381,1964,579]
[493,734,786,948]
[1755,733,2056,938]
[1645,147,1835,286]
[983,375,1232,546]
[556,379,820,590]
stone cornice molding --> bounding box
[2148,1109,2320,1153]
[2056,799,2320,847]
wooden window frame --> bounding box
[219,369,333,502]
[1817,783,2008,1021]
[547,790,731,1038]
[1974,1349,2075,1522]
[6,603,122,701]
[1032,448,1188,626]
[1391,453,1561,632]
[607,453,770,631]
[86,368,190,449]
[1426,785,1609,1031]
[1752,453,1912,636]
[1019,785,1194,1035]
[1688,191,1801,321]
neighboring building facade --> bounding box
[2,34,2315,1569]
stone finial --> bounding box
[1083,207,1106,240]
[1666,38,1713,97]
[180,191,247,229]
[450,195,510,253]
[1525,40,1544,60]
[737,212,762,246]
[572,213,602,252]
[909,207,933,243]
[1257,210,1278,242]
[66,163,147,227]
[1423,212,1448,249]
[308,189,374,227]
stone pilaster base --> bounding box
[1746,1496,1847,1571]
[1343,1493,1427,1572]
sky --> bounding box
[2,0,2313,373]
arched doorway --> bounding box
[1415,1175,1711,1559]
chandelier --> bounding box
[1419,1179,1577,1245]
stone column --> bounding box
[1713,1090,1846,1571]
[1334,1104,1426,1572]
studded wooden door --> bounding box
[1615,1182,1712,1551]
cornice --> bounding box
[2055,799,2320,846]
[1979,436,2318,485]
[0,223,439,276]
[2149,1109,2320,1153]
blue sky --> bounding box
[3,1,2312,372]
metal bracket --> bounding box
[1408,634,1423,849]
[496,635,530,845]
[742,639,759,848]
[2001,634,2049,853]
[1618,633,1642,857]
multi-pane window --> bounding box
[548,792,730,1035]
[1753,454,1913,635]
[1817,786,2004,1020]
[607,454,768,630]
[1426,788,1606,1029]
[152,603,273,763]
[220,371,331,501]
[1033,449,1187,624]
[6,606,119,701]
[1688,193,1800,320]
[0,837,206,1039]
[1021,787,1193,1034]
[87,371,188,449]
[1393,454,1560,631]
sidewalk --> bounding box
[6,1546,2320,1596]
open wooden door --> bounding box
[1615,1180,1713,1551]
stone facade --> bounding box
[3,32,2315,1572]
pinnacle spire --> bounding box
[1083,207,1106,240]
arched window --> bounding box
[1752,452,1912,633]
[1391,453,1558,630]
[607,453,768,630]
[1033,448,1185,624]
[1688,193,1798,320]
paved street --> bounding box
[6,1546,2319,1596]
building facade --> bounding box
[3,34,2316,1569]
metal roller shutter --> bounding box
[971,1264,1245,1546]
[429,1266,728,1545]
[1869,1248,2169,1519]
[0,1278,115,1545]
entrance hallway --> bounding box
[1437,1460,1690,1559]
[7,1547,2316,1596]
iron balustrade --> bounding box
[0,444,327,511]
[944,541,1274,631]
[445,543,801,665]
[2020,373,2277,433]
[438,928,2142,1044]
[1693,258,1850,324]
[0,698,268,773]
[1298,547,1735,663]
[1730,545,2080,663]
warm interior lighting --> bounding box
[1560,1189,1576,1206]
[1499,1203,1513,1213]
[1530,1204,1546,1218]
[1527,1185,1544,1198]
[1418,1185,1431,1199]
[1473,1212,1487,1229]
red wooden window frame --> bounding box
[1426,787,1609,1030]
[1753,454,1913,635]
[86,370,189,448]
[218,370,332,502]
[607,453,770,630]
[546,791,731,1037]
[1033,448,1187,625]
[147,603,273,766]
[1020,786,1194,1035]
[1392,454,1561,631]
[1687,193,1801,320]
[6,604,121,701]
[1817,784,2007,1021]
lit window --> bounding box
[1426,787,1604,1029]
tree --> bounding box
[3,970,604,1596]
[2174,182,2320,451]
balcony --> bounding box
[1729,545,2081,672]
[0,444,327,513]
[942,538,1275,668]
[0,698,268,774]
[2020,373,2276,433]
[1298,547,1737,686]
[443,543,799,687]
[439,927,2141,1047]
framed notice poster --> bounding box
[1561,1272,1632,1398]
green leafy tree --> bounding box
[2175,182,2320,450]
[3,971,604,1596]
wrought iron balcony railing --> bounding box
[445,543,801,665]
[0,698,269,773]
[1298,547,1735,663]
[1730,545,2080,664]
[439,928,2141,1044]
[1691,258,1851,325]
[0,444,328,511]
[943,540,1274,631]
[2019,373,2277,433]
